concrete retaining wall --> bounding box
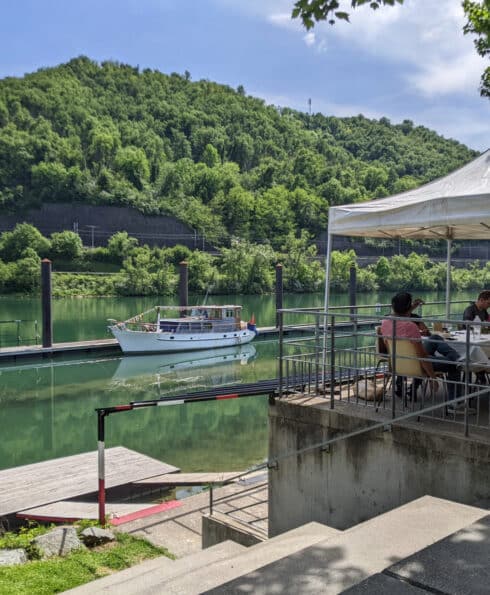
[268,397,490,537]
[0,203,203,248]
[202,513,264,549]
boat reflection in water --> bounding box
[112,344,257,396]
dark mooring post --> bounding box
[276,263,283,328]
[41,258,53,348]
[179,261,189,317]
[349,265,357,319]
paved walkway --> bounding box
[119,473,268,558]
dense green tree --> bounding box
[31,161,70,200]
[186,250,218,292]
[118,246,177,295]
[254,186,296,247]
[8,249,41,292]
[281,232,324,291]
[463,0,490,96]
[0,259,11,292]
[114,146,150,190]
[50,230,83,260]
[107,231,139,261]
[218,240,275,293]
[201,144,220,168]
[0,223,50,261]
[210,186,255,238]
[87,125,121,170]
[0,57,477,250]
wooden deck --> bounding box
[0,446,179,517]
[0,338,120,361]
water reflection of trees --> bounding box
[0,351,271,472]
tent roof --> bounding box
[328,150,490,240]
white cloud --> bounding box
[303,31,315,47]
[324,0,483,97]
[216,0,490,148]
[408,51,486,97]
[267,11,298,31]
[218,0,484,98]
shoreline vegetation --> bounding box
[0,521,172,595]
[0,224,489,298]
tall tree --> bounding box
[463,0,490,96]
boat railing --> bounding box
[120,319,244,333]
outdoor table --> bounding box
[445,332,490,374]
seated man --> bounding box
[381,292,460,401]
[463,290,490,322]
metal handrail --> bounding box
[206,383,490,528]
[278,298,470,313]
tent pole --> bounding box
[322,228,333,391]
[446,238,452,320]
[324,230,333,313]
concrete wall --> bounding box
[202,513,264,549]
[0,203,204,249]
[268,397,490,537]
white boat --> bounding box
[108,305,257,354]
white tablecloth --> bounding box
[445,333,490,372]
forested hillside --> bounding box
[0,56,477,248]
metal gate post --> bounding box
[97,410,106,525]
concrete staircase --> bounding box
[65,496,489,594]
[64,540,246,594]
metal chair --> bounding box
[384,337,447,407]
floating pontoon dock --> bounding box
[0,446,179,521]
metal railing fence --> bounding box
[278,303,490,437]
[0,319,40,348]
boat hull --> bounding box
[109,325,256,354]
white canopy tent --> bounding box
[324,149,490,319]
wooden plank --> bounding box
[134,471,243,486]
[17,499,182,522]
[0,447,179,517]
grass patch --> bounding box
[0,532,172,595]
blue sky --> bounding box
[1,0,488,150]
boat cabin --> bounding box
[157,306,242,334]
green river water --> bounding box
[0,291,476,473]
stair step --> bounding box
[386,514,490,595]
[153,521,340,594]
[341,572,427,594]
[64,540,245,594]
[201,496,488,594]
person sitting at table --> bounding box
[381,292,461,401]
[463,290,490,322]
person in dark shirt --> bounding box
[463,290,490,322]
